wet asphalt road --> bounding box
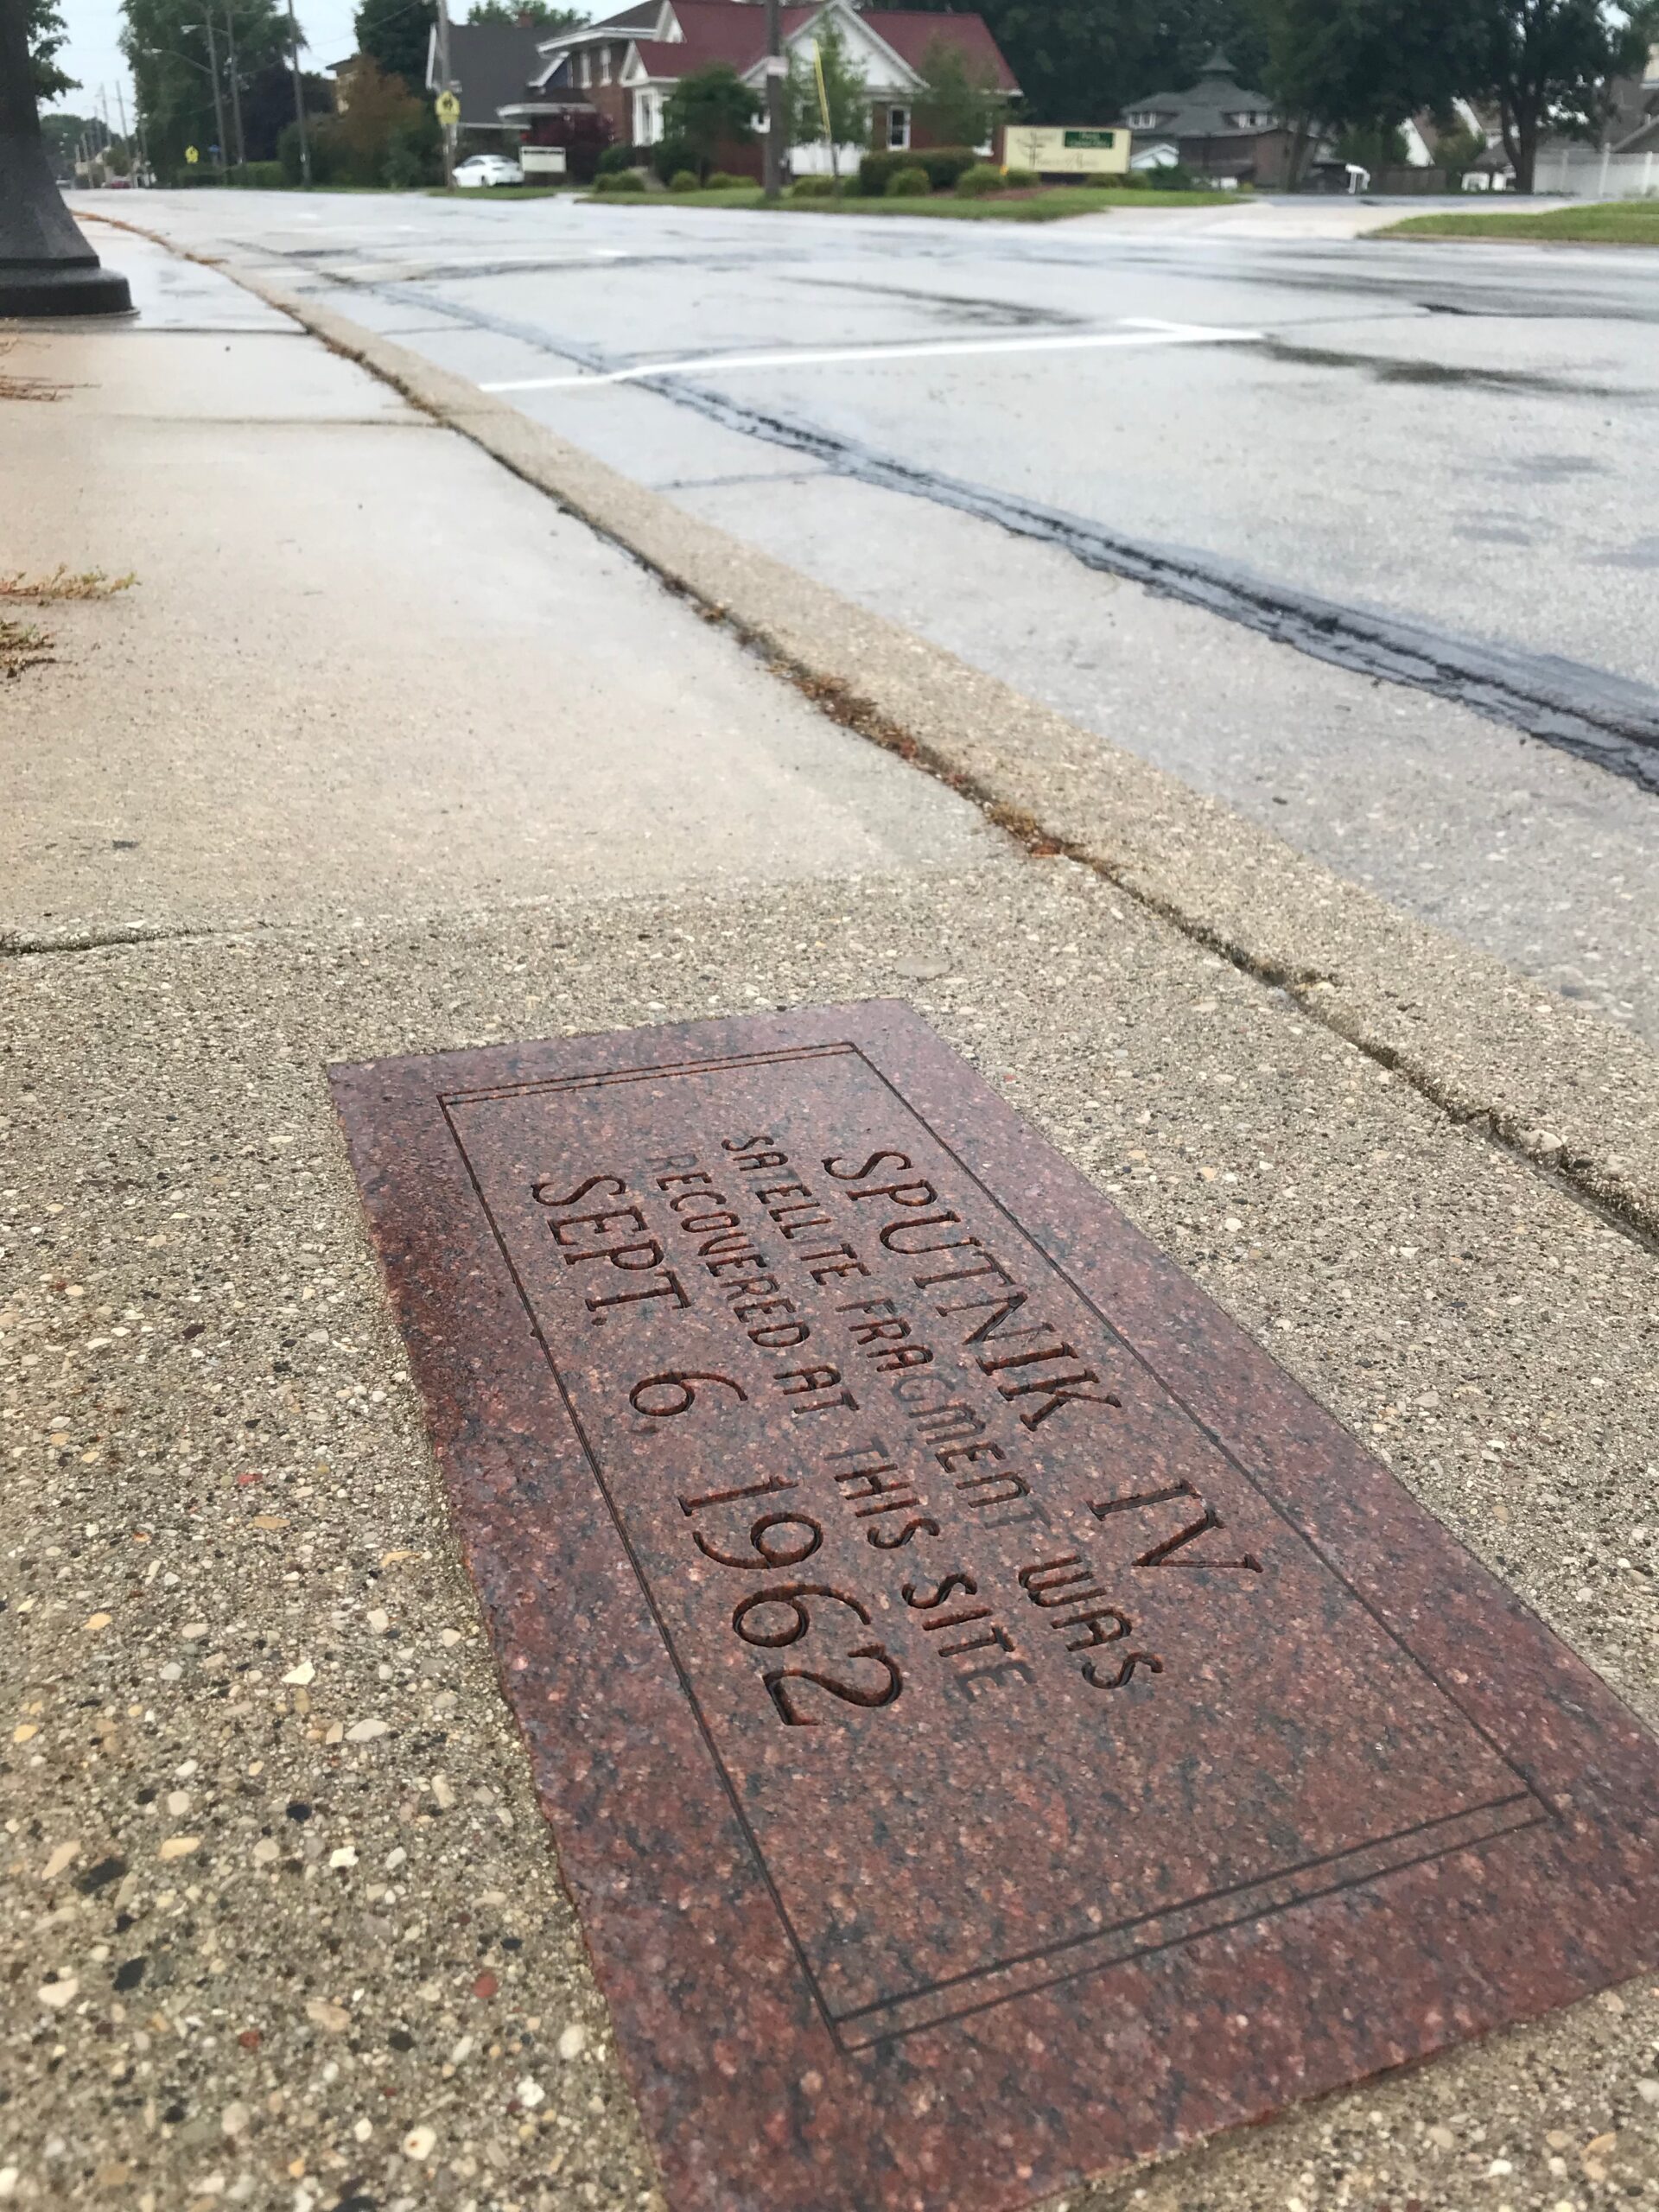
[95,192,1659,1041]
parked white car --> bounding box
[454,154,524,188]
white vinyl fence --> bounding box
[1531,147,1658,199]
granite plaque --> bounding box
[331,1002,1659,2212]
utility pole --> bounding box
[114,74,131,175]
[222,7,247,169]
[201,15,230,175]
[285,0,311,185]
[435,0,455,188]
[762,0,785,201]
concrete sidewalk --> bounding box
[3,236,1657,2212]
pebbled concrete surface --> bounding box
[4,864,1659,2212]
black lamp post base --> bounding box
[0,257,134,318]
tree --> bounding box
[39,110,92,175]
[467,0,584,23]
[354,0,435,92]
[242,57,330,161]
[123,0,296,176]
[888,0,1269,126]
[28,0,76,102]
[664,61,759,176]
[913,33,999,148]
[787,17,868,182]
[1430,110,1489,182]
[1468,0,1655,190]
[332,51,421,174]
[1255,0,1487,143]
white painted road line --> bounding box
[480,321,1265,394]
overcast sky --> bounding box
[46,0,601,120]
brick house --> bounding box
[526,0,1020,172]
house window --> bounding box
[887,104,909,150]
[600,44,612,86]
[579,50,591,87]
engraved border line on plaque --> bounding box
[436,1043,1555,2052]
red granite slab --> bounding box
[330,1001,1659,2212]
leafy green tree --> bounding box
[243,57,330,160]
[123,0,296,175]
[887,0,1268,125]
[354,0,435,92]
[913,33,999,147]
[1468,0,1656,189]
[466,0,584,23]
[1431,111,1488,181]
[1255,0,1487,142]
[28,0,77,102]
[664,60,759,177]
[40,111,93,173]
[787,16,868,182]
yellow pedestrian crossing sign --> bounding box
[185,145,200,164]
[435,91,461,125]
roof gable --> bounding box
[620,0,1017,97]
[856,10,1018,94]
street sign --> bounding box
[435,91,461,125]
[185,145,200,164]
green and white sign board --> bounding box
[1006,125,1129,177]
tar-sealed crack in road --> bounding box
[357,275,1659,794]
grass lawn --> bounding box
[586,184,1227,220]
[426,184,575,200]
[1381,200,1659,246]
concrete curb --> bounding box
[89,219,1659,1244]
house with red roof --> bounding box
[524,0,1020,172]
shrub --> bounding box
[791,174,837,197]
[857,144,978,195]
[668,168,701,192]
[651,134,699,185]
[384,109,441,190]
[594,169,645,192]
[596,143,643,175]
[704,170,746,189]
[1001,166,1037,188]
[885,163,931,197]
[955,162,1005,196]
[232,160,286,189]
[1147,162,1197,191]
[663,61,759,171]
